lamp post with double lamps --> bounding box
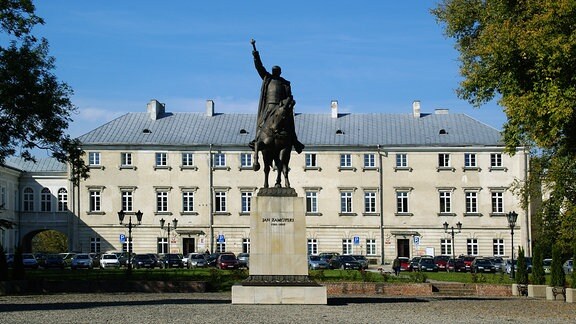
[507,211,518,279]
[160,218,178,254]
[118,210,143,275]
[443,221,462,271]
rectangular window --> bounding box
[121,152,132,166]
[181,153,194,166]
[212,153,226,167]
[240,153,253,168]
[464,153,477,167]
[364,192,376,213]
[122,237,133,253]
[306,191,318,213]
[157,237,168,254]
[216,240,226,253]
[305,153,317,167]
[215,191,227,212]
[57,189,68,212]
[493,239,505,256]
[491,192,504,214]
[441,239,452,255]
[23,188,34,211]
[155,152,168,166]
[342,238,353,255]
[242,238,251,253]
[89,190,101,212]
[90,237,101,253]
[396,191,409,213]
[88,152,101,165]
[41,188,52,212]
[156,191,168,212]
[396,153,407,168]
[366,238,377,256]
[182,191,194,212]
[438,153,450,167]
[491,153,502,167]
[364,154,375,168]
[121,191,133,212]
[0,186,5,208]
[465,192,478,213]
[340,191,353,213]
[439,191,452,213]
[241,192,252,213]
[340,154,352,167]
[307,238,318,255]
[467,238,479,256]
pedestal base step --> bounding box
[231,285,327,304]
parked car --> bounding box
[160,253,185,268]
[417,257,438,272]
[543,258,552,274]
[409,256,421,271]
[147,253,161,268]
[308,255,330,270]
[471,258,496,273]
[71,253,94,270]
[216,253,239,270]
[6,253,14,268]
[434,255,450,271]
[108,252,129,268]
[59,253,76,268]
[99,253,120,269]
[319,252,339,263]
[132,254,157,269]
[206,253,220,267]
[236,253,250,269]
[563,259,573,274]
[89,253,101,268]
[329,255,362,270]
[398,257,410,271]
[505,257,533,274]
[349,255,369,269]
[186,253,208,269]
[461,255,476,272]
[42,254,66,269]
[486,257,505,273]
[447,258,466,272]
[22,253,39,269]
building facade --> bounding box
[62,99,530,264]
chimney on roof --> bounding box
[147,99,165,120]
[331,100,338,118]
[435,108,449,115]
[412,100,421,118]
[206,99,214,117]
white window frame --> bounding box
[241,191,252,213]
[439,191,452,214]
[212,153,226,167]
[467,238,479,256]
[491,153,503,167]
[305,153,317,168]
[182,191,194,212]
[493,238,505,256]
[491,191,504,214]
[40,188,52,212]
[89,190,101,212]
[242,238,251,253]
[305,191,319,214]
[157,237,168,254]
[340,191,353,213]
[438,153,450,168]
[90,237,101,253]
[396,191,409,214]
[156,191,169,212]
[342,238,353,255]
[155,152,168,167]
[215,191,227,212]
[465,191,478,214]
[396,153,407,168]
[441,238,452,255]
[88,152,101,166]
[307,238,319,255]
[181,152,194,167]
[366,238,377,256]
[340,154,352,168]
[23,187,34,211]
[464,153,477,168]
[240,153,253,168]
[121,152,132,166]
[57,188,68,212]
[364,154,375,168]
[121,190,133,212]
[216,240,226,253]
[364,191,377,213]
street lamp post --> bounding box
[443,221,462,272]
[118,210,143,275]
[507,211,518,279]
[160,218,178,253]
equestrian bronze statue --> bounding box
[249,39,304,188]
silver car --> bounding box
[563,259,573,274]
[308,255,330,270]
[186,253,208,269]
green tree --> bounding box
[32,230,67,253]
[572,242,576,289]
[432,0,576,250]
[550,244,565,287]
[0,0,89,179]
[531,243,545,285]
[516,246,528,284]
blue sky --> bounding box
[33,1,507,138]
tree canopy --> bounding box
[0,0,88,179]
[433,0,576,253]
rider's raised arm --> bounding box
[253,50,269,79]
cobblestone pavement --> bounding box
[0,293,574,323]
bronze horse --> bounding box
[252,97,295,188]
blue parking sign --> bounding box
[353,236,360,245]
[217,234,225,243]
[120,234,126,243]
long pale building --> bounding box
[65,99,528,264]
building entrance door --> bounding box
[397,239,410,258]
[182,238,195,255]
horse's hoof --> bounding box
[253,163,260,171]
[275,183,282,188]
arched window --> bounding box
[41,188,52,212]
[58,188,68,212]
[23,187,34,211]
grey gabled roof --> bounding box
[4,157,67,173]
[78,111,503,148]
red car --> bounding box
[434,255,450,271]
[398,257,410,271]
[461,256,476,272]
[216,253,239,270]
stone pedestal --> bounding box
[232,188,327,304]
